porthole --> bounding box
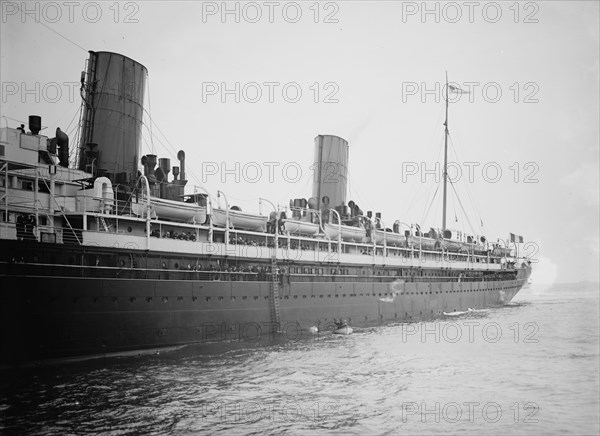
[127,226,132,233]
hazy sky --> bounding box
[1,1,598,284]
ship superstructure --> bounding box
[0,51,531,363]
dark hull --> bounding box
[1,266,530,364]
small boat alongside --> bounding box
[333,320,353,335]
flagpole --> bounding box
[442,71,449,231]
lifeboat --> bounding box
[211,208,268,232]
[131,194,207,224]
[282,219,321,236]
[406,234,437,250]
[373,229,407,247]
[439,238,463,252]
[323,223,367,242]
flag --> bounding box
[448,84,470,94]
[510,233,524,243]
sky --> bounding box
[1,1,598,284]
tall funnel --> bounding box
[312,135,349,211]
[78,51,147,181]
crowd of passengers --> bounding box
[149,229,197,241]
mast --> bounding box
[442,71,449,231]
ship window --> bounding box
[327,294,331,298]
[254,296,258,300]
[127,226,133,233]
[335,294,339,298]
[319,295,323,298]
[206,297,211,301]
[342,294,346,297]
[302,295,307,299]
[311,295,315,298]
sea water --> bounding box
[1,282,598,435]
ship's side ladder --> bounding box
[98,215,110,232]
[270,258,281,330]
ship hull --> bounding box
[1,261,530,364]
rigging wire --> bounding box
[421,179,441,226]
[448,178,476,236]
[403,106,446,217]
[64,105,82,136]
[448,132,485,230]
[15,3,87,53]
[145,73,156,155]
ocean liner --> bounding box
[0,52,531,364]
